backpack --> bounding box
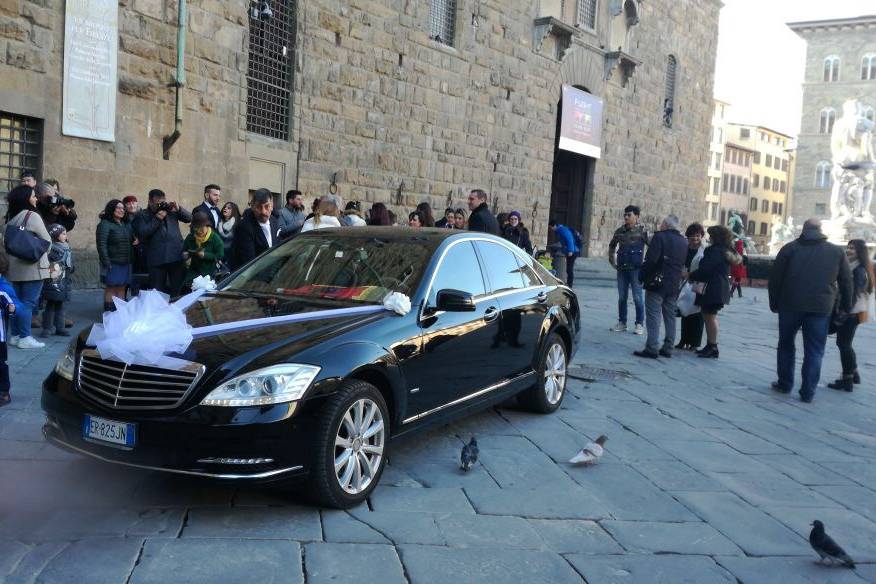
[572,229,583,250]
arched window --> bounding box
[663,55,677,127]
[863,105,875,123]
[815,161,832,188]
[576,0,597,29]
[823,56,840,82]
[819,108,836,134]
[862,54,876,81]
[430,0,457,46]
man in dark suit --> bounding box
[192,184,222,229]
[133,189,192,296]
[230,188,280,269]
[466,189,500,235]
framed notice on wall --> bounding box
[558,85,604,159]
[62,0,118,142]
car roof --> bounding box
[296,226,501,245]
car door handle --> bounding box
[536,291,548,303]
[483,307,499,323]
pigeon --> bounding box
[460,437,478,472]
[809,520,856,569]
[569,435,608,465]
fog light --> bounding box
[196,457,274,465]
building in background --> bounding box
[729,124,795,250]
[704,99,729,227]
[787,15,876,220]
[0,0,721,281]
[719,142,752,229]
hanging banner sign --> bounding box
[62,0,118,142]
[559,85,604,159]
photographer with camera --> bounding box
[133,189,191,297]
[35,182,77,233]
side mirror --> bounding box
[435,289,476,312]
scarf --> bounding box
[194,227,212,248]
[219,217,236,237]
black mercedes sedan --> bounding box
[42,228,580,508]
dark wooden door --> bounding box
[549,150,586,237]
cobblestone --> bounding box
[1,281,876,581]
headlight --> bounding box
[200,364,321,407]
[54,342,77,381]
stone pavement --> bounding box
[1,282,875,583]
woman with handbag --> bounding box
[183,211,224,286]
[689,225,741,359]
[676,223,706,350]
[4,185,51,349]
[828,239,874,392]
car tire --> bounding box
[307,379,389,509]
[518,332,567,414]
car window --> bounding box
[428,241,486,305]
[224,234,431,304]
[476,242,527,293]
[515,254,542,287]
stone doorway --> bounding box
[549,90,596,256]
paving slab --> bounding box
[751,454,855,486]
[527,519,623,554]
[398,545,582,584]
[631,460,726,492]
[464,486,610,520]
[130,539,302,584]
[35,537,144,584]
[320,510,390,544]
[435,513,545,549]
[815,485,876,523]
[368,486,474,514]
[703,427,793,454]
[564,554,736,584]
[347,509,445,545]
[760,505,876,562]
[601,520,744,555]
[716,556,868,584]
[674,491,809,556]
[708,471,845,509]
[304,543,406,584]
[568,463,698,521]
[655,440,774,474]
[181,507,322,540]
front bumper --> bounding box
[41,372,319,483]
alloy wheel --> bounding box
[334,398,385,495]
[544,343,566,404]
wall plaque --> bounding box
[62,0,118,142]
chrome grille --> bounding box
[76,350,205,410]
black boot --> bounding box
[828,375,854,392]
[853,370,861,384]
[697,344,719,359]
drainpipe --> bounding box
[162,0,186,160]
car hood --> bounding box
[80,294,388,374]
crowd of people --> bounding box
[3,170,869,409]
[609,205,873,404]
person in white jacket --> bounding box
[342,201,367,226]
[300,195,343,232]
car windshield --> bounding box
[222,233,432,304]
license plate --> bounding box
[82,415,136,448]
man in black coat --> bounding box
[133,189,192,296]
[466,189,500,235]
[192,184,222,229]
[634,215,687,359]
[230,188,280,270]
[768,218,853,403]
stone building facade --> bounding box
[703,99,728,227]
[788,15,876,221]
[0,0,720,281]
[728,124,794,250]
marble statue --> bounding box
[830,99,875,221]
[768,216,796,256]
[727,211,745,238]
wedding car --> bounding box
[42,228,580,507]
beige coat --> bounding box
[6,210,51,282]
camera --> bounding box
[157,201,172,212]
[50,195,75,209]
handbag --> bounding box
[4,211,50,262]
[677,282,701,317]
[642,255,665,292]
